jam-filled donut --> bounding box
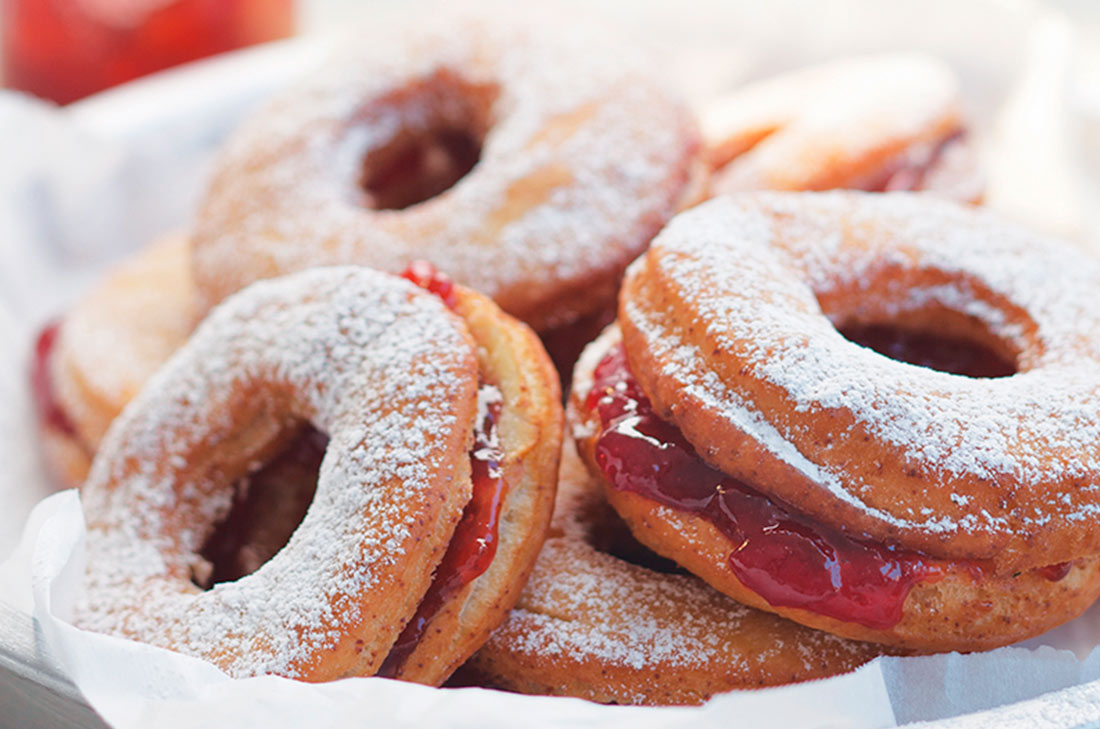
[701,54,982,201]
[464,442,888,705]
[191,15,703,338]
[75,266,562,684]
[33,233,196,487]
[570,193,1100,652]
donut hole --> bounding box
[360,127,482,210]
[837,320,1017,378]
[192,425,327,589]
[818,272,1025,378]
[357,75,497,211]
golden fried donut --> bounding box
[32,233,196,487]
[464,441,888,705]
[191,15,704,335]
[702,54,982,201]
[75,266,562,683]
[570,193,1100,651]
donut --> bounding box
[32,233,196,487]
[570,193,1100,652]
[701,54,982,201]
[75,265,562,684]
[463,441,889,705]
[191,14,704,338]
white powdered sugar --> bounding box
[483,440,878,702]
[192,11,698,328]
[75,266,478,678]
[622,192,1100,550]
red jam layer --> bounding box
[378,391,506,677]
[31,320,78,438]
[587,343,939,630]
[378,261,509,676]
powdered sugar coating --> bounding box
[621,193,1100,568]
[192,12,700,331]
[75,267,479,679]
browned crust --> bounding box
[36,422,92,489]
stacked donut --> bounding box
[29,7,1100,709]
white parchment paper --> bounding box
[3,1,1100,726]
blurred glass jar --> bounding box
[1,0,295,104]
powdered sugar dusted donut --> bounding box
[702,54,982,200]
[76,266,562,683]
[570,194,1100,651]
[464,442,887,705]
[192,14,703,334]
[33,233,196,487]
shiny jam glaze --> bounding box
[378,392,505,677]
[401,260,458,309]
[840,323,1016,378]
[586,343,940,630]
[1039,562,1072,582]
[196,426,328,589]
[31,320,78,438]
[377,263,509,676]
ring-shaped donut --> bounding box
[570,193,1100,650]
[75,266,562,682]
[192,15,703,334]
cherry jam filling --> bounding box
[376,261,509,676]
[377,389,506,677]
[31,320,78,438]
[586,343,939,630]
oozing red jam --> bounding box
[196,427,328,589]
[377,393,506,677]
[1039,562,1072,582]
[31,320,78,438]
[587,343,939,630]
[840,324,1016,378]
[401,260,458,309]
[378,261,509,677]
